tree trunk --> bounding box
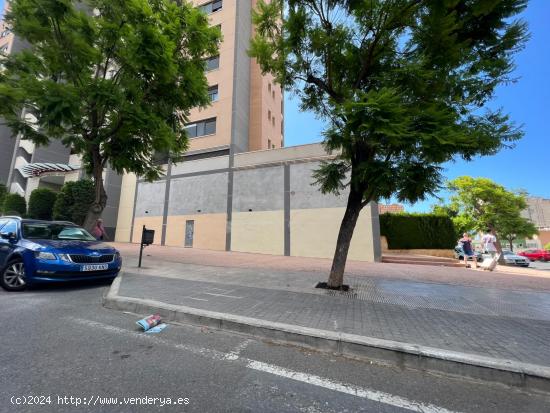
[489,225,505,264]
[327,188,364,288]
[83,160,108,232]
[508,239,513,252]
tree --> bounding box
[2,193,27,216]
[545,242,550,251]
[53,180,95,225]
[431,204,475,238]
[447,176,537,254]
[28,188,57,220]
[0,0,221,230]
[250,0,528,287]
[498,216,537,251]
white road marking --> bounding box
[203,292,243,299]
[182,296,209,302]
[66,317,463,413]
[245,360,461,413]
[224,339,253,361]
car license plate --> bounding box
[81,264,108,272]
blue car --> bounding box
[0,216,122,291]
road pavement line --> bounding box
[246,360,462,413]
[203,292,243,299]
[67,316,460,413]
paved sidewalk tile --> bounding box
[117,271,550,367]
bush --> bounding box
[2,193,27,216]
[0,183,6,210]
[380,213,457,249]
[545,242,550,251]
[28,188,57,220]
[53,180,95,225]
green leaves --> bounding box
[0,0,221,182]
[250,0,528,208]
[446,176,537,244]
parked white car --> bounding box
[502,250,530,267]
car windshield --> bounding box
[22,223,96,241]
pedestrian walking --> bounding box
[458,233,477,269]
[91,218,108,241]
[481,230,498,257]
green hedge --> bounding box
[0,184,7,210]
[380,213,457,249]
[2,193,27,216]
[545,242,550,251]
[53,180,95,225]
[28,188,57,220]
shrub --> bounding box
[2,193,27,216]
[0,183,6,210]
[53,180,95,225]
[380,213,457,249]
[545,242,550,251]
[28,188,57,220]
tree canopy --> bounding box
[446,176,537,251]
[250,0,528,287]
[0,0,221,228]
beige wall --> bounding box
[115,173,137,242]
[290,207,377,262]
[132,216,164,245]
[165,213,226,250]
[249,0,283,152]
[231,210,284,255]
[187,0,236,153]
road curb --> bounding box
[104,274,550,394]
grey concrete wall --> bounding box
[234,143,332,168]
[290,162,348,209]
[0,124,16,185]
[230,0,252,154]
[31,139,71,164]
[233,166,284,212]
[168,172,229,215]
[102,168,123,237]
[135,181,167,218]
[171,155,229,176]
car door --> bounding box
[0,219,17,269]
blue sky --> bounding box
[284,0,550,211]
[2,1,548,212]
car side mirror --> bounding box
[0,232,17,241]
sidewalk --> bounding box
[105,244,550,391]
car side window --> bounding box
[0,220,17,237]
[0,219,8,230]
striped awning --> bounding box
[18,163,80,178]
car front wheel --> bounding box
[1,258,27,291]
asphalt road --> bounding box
[528,261,550,271]
[1,280,549,413]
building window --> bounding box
[268,110,271,120]
[281,139,284,147]
[199,0,222,14]
[268,139,271,149]
[184,117,217,138]
[268,83,271,93]
[204,55,219,71]
[281,119,284,133]
[272,116,275,127]
[0,29,10,38]
[208,85,219,102]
